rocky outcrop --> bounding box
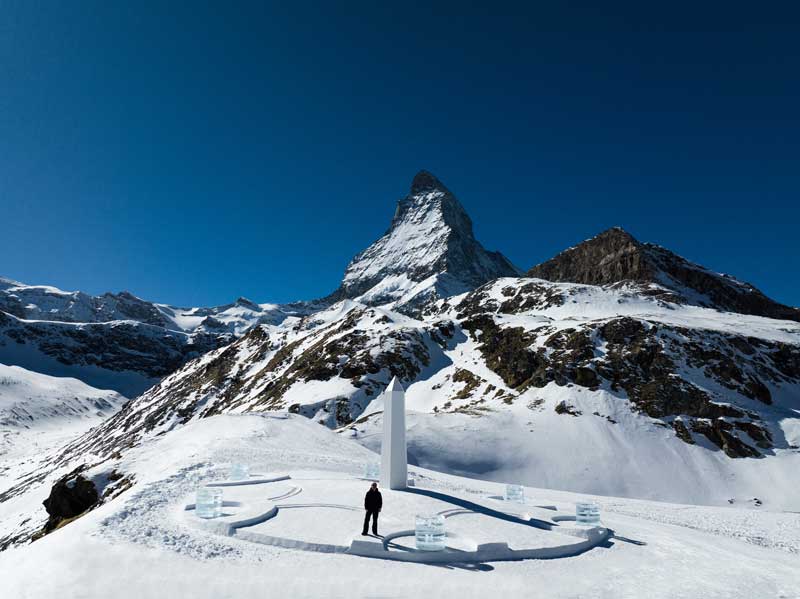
[528,227,800,322]
[41,473,98,532]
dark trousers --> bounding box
[362,509,379,534]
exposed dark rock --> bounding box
[461,316,542,389]
[672,419,695,444]
[744,377,772,405]
[42,474,99,532]
[452,368,483,400]
[555,400,581,416]
[599,317,647,344]
[410,170,447,194]
[691,419,761,458]
[574,366,599,388]
[733,421,773,449]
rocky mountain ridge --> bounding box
[528,227,800,322]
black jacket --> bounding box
[364,488,383,511]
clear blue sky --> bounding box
[1,2,798,306]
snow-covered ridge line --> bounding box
[0,278,299,335]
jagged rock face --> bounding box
[528,227,800,322]
[327,171,519,303]
[529,228,650,286]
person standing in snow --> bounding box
[362,482,382,536]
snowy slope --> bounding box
[1,414,797,599]
[46,275,800,513]
[32,183,797,515]
[0,363,126,488]
[0,364,125,430]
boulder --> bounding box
[42,475,99,532]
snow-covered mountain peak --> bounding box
[328,170,520,304]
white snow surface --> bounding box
[0,363,126,463]
[342,191,454,286]
[1,413,798,599]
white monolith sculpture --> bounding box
[380,377,407,490]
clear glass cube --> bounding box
[229,463,250,481]
[576,502,601,526]
[363,462,380,480]
[196,487,223,519]
[415,514,446,551]
[504,484,525,503]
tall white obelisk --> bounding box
[380,377,407,490]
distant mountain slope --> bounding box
[0,364,126,467]
[0,364,124,430]
[0,279,309,395]
[0,311,223,396]
[527,227,800,322]
[0,277,290,335]
[325,171,520,307]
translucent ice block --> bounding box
[196,487,223,519]
[229,463,250,481]
[575,502,601,526]
[363,463,380,480]
[504,484,525,503]
[415,514,446,551]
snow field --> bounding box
[2,413,798,598]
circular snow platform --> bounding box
[183,471,613,564]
